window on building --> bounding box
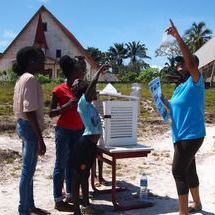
[42,22,47,32]
[56,49,61,58]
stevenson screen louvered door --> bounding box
[102,100,138,147]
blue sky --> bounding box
[0,0,215,67]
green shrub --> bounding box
[36,74,52,84]
[137,67,161,82]
[117,65,139,82]
[53,77,64,84]
[0,68,17,83]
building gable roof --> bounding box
[2,5,97,68]
[195,36,215,68]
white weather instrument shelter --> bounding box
[95,84,140,147]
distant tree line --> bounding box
[1,22,212,84]
[87,41,155,82]
[87,21,213,82]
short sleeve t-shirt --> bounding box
[53,83,83,130]
[13,73,44,129]
[78,95,102,136]
[169,73,206,143]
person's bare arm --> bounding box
[85,64,109,102]
[166,20,199,82]
[49,93,77,118]
[25,111,46,156]
[161,94,170,112]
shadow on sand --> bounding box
[65,180,214,215]
[88,180,214,215]
[89,180,180,214]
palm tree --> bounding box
[184,22,212,53]
[87,47,107,65]
[107,43,128,65]
[126,41,150,63]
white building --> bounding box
[0,6,98,79]
[195,36,215,86]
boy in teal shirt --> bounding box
[71,64,109,215]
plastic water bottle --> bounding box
[130,83,141,115]
[139,173,148,201]
[130,83,141,97]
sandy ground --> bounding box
[0,123,215,215]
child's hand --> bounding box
[161,94,170,112]
[98,63,110,73]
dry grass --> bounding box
[0,148,21,164]
[0,82,215,119]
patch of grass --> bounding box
[11,172,18,177]
[5,157,16,164]
[0,148,21,164]
[46,174,53,180]
[116,163,123,170]
[116,172,123,177]
[13,166,21,171]
[0,105,13,116]
[43,82,59,105]
[0,82,14,103]
[0,82,214,118]
[205,88,215,113]
[130,176,137,180]
[103,169,111,175]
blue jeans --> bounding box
[53,126,83,202]
[16,119,38,215]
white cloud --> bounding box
[3,30,17,39]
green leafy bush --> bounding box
[117,65,139,82]
[36,74,52,84]
[53,77,64,84]
[136,67,160,82]
[0,68,17,83]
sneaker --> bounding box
[55,200,74,212]
[29,207,51,215]
[66,196,85,205]
[65,196,73,203]
[188,204,202,213]
[80,204,103,215]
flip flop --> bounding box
[188,204,202,213]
